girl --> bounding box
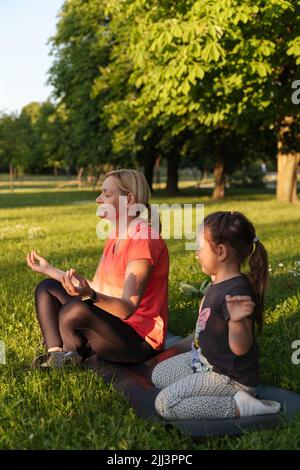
[152,211,280,420]
[27,169,169,368]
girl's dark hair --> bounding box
[204,211,268,331]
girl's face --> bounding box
[195,229,218,276]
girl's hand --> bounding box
[26,250,50,275]
[225,295,255,322]
[61,269,92,297]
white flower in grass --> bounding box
[278,263,284,268]
[28,226,45,239]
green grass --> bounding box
[0,181,300,449]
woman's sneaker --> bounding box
[31,353,51,369]
[32,351,82,369]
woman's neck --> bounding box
[115,216,142,239]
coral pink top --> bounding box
[95,223,169,350]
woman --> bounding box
[26,169,169,368]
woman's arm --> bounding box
[46,265,93,287]
[26,250,92,286]
[61,259,153,320]
[92,259,153,320]
[226,295,255,355]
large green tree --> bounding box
[98,0,299,199]
[48,0,117,181]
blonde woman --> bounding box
[27,169,169,368]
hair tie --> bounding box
[253,236,259,243]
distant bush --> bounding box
[229,162,266,188]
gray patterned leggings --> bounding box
[151,351,256,420]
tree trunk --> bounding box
[212,160,226,200]
[144,154,156,191]
[294,153,300,202]
[87,165,95,185]
[276,116,299,203]
[9,162,14,192]
[94,172,103,190]
[77,167,84,188]
[154,156,161,187]
[277,153,299,203]
[166,154,179,195]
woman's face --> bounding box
[96,176,123,221]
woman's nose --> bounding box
[96,194,103,204]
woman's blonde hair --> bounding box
[104,169,151,206]
[104,168,161,233]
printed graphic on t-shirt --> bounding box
[198,307,211,330]
[192,305,213,372]
[194,306,211,348]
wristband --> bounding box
[81,288,98,303]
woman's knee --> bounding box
[59,298,90,328]
[35,278,60,298]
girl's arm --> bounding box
[225,295,256,355]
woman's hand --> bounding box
[61,269,92,298]
[225,295,255,322]
[26,250,50,275]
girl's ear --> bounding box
[217,243,229,261]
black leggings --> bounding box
[34,278,158,363]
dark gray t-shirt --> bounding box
[192,275,260,387]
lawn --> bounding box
[0,180,300,450]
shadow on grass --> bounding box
[0,191,98,210]
[152,187,276,202]
[0,187,278,210]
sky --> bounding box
[0,0,65,114]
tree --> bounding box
[101,0,299,200]
[48,0,115,180]
[0,113,28,189]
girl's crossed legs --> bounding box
[151,352,256,420]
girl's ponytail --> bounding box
[247,239,269,332]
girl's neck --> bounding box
[213,265,242,284]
